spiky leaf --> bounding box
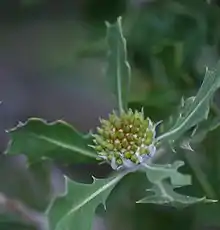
[190,115,220,143]
[46,173,125,230]
[138,161,215,207]
[137,181,210,208]
[106,16,131,114]
[6,118,97,165]
[157,62,220,142]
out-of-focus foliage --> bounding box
[1,0,220,230]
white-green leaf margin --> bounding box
[157,62,220,142]
[138,161,216,207]
[46,173,125,230]
[106,17,131,114]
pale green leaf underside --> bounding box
[143,161,191,186]
[191,115,220,143]
[139,161,215,207]
[47,173,124,230]
[106,16,131,114]
[6,118,97,164]
[137,181,214,208]
[157,62,220,142]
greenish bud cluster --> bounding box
[90,109,156,170]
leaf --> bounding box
[178,113,220,150]
[178,115,220,199]
[190,115,220,143]
[138,161,215,207]
[137,181,211,208]
[143,161,191,186]
[106,16,131,114]
[46,173,125,230]
[157,62,220,142]
[6,118,97,165]
[159,111,220,200]
[193,117,220,227]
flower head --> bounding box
[90,109,157,170]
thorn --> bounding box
[85,130,94,138]
[155,120,163,127]
[205,198,218,203]
[180,140,194,152]
[191,125,198,137]
[88,145,95,149]
[205,66,209,72]
[170,145,176,153]
[181,97,185,107]
[97,160,106,165]
[18,121,24,126]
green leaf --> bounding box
[46,173,125,230]
[6,118,97,165]
[137,181,210,208]
[190,115,220,143]
[157,62,220,142]
[138,161,215,207]
[143,161,191,186]
[106,16,131,114]
[177,114,220,151]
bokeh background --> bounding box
[1,0,220,230]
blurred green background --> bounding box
[1,0,220,230]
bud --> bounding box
[90,109,157,170]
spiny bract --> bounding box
[90,109,157,170]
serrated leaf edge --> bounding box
[105,16,131,114]
[5,118,97,159]
[157,67,218,142]
[46,173,125,229]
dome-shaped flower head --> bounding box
[90,109,157,170]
